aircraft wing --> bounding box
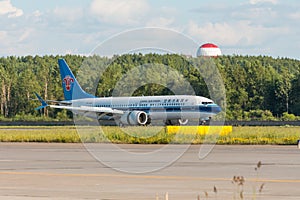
[49,105,124,114]
[31,98,71,105]
[47,100,72,105]
[34,92,124,116]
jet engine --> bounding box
[120,111,148,125]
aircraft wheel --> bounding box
[178,119,188,125]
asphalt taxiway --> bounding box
[0,143,299,199]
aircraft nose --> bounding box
[211,104,222,114]
[215,105,222,113]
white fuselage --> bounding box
[68,95,221,123]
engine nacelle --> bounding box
[120,111,148,125]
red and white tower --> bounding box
[197,43,222,57]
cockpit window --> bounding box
[202,102,213,105]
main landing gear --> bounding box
[199,117,211,125]
[164,119,189,126]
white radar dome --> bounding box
[197,43,222,57]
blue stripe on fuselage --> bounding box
[110,104,221,114]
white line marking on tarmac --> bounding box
[0,171,299,184]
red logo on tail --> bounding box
[63,75,74,91]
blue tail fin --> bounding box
[58,59,94,100]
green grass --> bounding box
[218,126,300,145]
[0,126,299,144]
[0,126,80,142]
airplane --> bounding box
[35,59,221,126]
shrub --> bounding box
[281,112,297,121]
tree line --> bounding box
[0,54,299,121]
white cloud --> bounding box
[0,0,23,18]
[249,0,278,4]
[64,48,79,55]
[53,7,83,21]
[32,10,42,18]
[289,12,300,20]
[230,7,278,26]
[0,31,7,42]
[146,17,174,28]
[160,6,177,16]
[90,0,149,25]
[18,28,34,42]
[0,1,297,59]
[186,21,287,46]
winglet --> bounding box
[34,92,48,110]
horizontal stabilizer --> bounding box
[34,92,48,110]
[34,105,48,111]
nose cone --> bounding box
[214,105,222,114]
[210,104,222,114]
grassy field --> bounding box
[0,126,299,144]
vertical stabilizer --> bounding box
[58,59,94,100]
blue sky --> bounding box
[0,0,299,59]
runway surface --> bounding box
[0,143,300,199]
